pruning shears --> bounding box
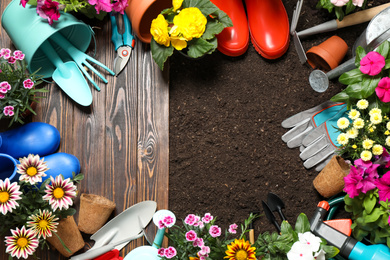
[110,12,135,76]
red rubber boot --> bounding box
[245,0,290,59]
[210,0,249,57]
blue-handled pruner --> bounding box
[110,12,135,76]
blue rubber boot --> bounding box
[41,152,81,183]
[0,153,19,182]
[0,122,61,159]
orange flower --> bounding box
[225,239,256,260]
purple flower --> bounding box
[3,106,14,117]
[193,237,204,247]
[111,0,128,14]
[360,51,385,76]
[202,213,213,223]
[376,77,390,103]
[229,223,238,234]
[185,214,197,225]
[375,172,390,202]
[185,230,197,241]
[209,225,221,237]
[374,148,390,168]
[36,0,61,25]
[23,79,34,89]
[164,246,177,259]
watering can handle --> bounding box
[152,228,165,248]
[40,40,63,69]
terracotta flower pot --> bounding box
[306,36,348,72]
[47,216,84,257]
[313,155,350,198]
[125,0,172,43]
[78,193,116,234]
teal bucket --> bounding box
[1,0,92,78]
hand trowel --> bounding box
[40,40,93,106]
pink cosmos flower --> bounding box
[0,48,11,59]
[376,77,390,103]
[157,248,165,256]
[112,0,128,14]
[185,214,197,225]
[193,237,204,247]
[164,246,177,259]
[7,57,16,64]
[20,0,29,7]
[343,160,379,198]
[185,230,197,241]
[209,225,221,237]
[360,51,385,76]
[13,50,25,60]
[374,172,390,202]
[229,223,238,234]
[37,0,61,25]
[88,0,112,14]
[202,213,213,223]
[352,0,364,7]
[23,79,34,89]
[3,106,14,117]
[330,0,349,7]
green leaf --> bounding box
[322,244,340,258]
[364,207,382,223]
[345,83,365,98]
[202,19,224,40]
[376,41,390,58]
[182,0,219,16]
[355,46,367,66]
[294,213,310,233]
[150,38,174,71]
[335,6,345,21]
[187,38,215,58]
[384,59,390,70]
[331,91,350,102]
[339,68,363,85]
[361,76,380,98]
[345,1,356,15]
[363,194,376,214]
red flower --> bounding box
[36,0,61,25]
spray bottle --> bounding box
[310,201,390,260]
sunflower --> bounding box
[5,226,39,259]
[42,175,77,211]
[27,209,59,239]
[225,239,256,260]
[0,178,22,215]
[16,154,48,185]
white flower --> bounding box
[372,144,383,156]
[362,139,374,149]
[387,122,390,131]
[353,118,364,129]
[348,109,360,120]
[287,242,315,260]
[356,99,368,110]
[361,150,372,161]
[337,133,349,145]
[369,108,381,116]
[298,232,322,253]
[386,136,390,147]
[337,117,349,129]
[314,249,326,260]
[346,128,359,139]
[370,113,382,125]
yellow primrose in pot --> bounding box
[150,0,232,70]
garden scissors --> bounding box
[110,12,135,76]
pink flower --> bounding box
[37,0,61,25]
[0,81,11,91]
[193,237,204,247]
[185,230,197,241]
[23,79,34,89]
[376,77,390,103]
[157,248,165,256]
[3,106,14,117]
[229,223,238,234]
[7,57,16,64]
[88,0,112,14]
[202,213,213,223]
[375,172,390,202]
[20,0,29,7]
[163,215,174,227]
[158,220,166,229]
[13,50,25,60]
[374,148,390,168]
[352,0,364,7]
[209,225,221,237]
[360,51,385,76]
[185,214,197,225]
[330,0,349,7]
[112,0,128,14]
[164,246,177,259]
[198,246,210,259]
[0,48,11,59]
[0,93,5,99]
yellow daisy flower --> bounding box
[353,118,364,129]
[356,99,368,110]
[361,150,372,161]
[362,139,374,149]
[225,239,256,260]
[369,108,381,116]
[346,128,359,139]
[337,133,349,145]
[348,109,360,120]
[337,117,349,129]
[370,113,382,125]
[372,144,384,156]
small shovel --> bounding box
[40,40,93,106]
[262,201,281,232]
[267,192,287,221]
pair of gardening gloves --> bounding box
[281,101,347,171]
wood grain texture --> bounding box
[0,0,169,258]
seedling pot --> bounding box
[78,193,116,234]
[306,36,348,72]
[313,155,350,198]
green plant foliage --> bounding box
[316,0,368,21]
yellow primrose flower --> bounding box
[369,108,382,116]
[173,0,183,11]
[356,99,368,110]
[347,128,359,139]
[173,7,207,40]
[362,139,374,149]
[361,150,372,161]
[348,109,360,120]
[386,136,390,146]
[337,117,349,129]
[337,133,349,145]
[387,122,390,130]
[370,113,382,125]
[353,118,364,129]
[385,130,390,135]
[352,144,357,149]
[150,14,170,47]
[372,144,384,155]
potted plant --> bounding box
[316,0,368,21]
[149,0,233,70]
[0,48,47,127]
[0,154,84,259]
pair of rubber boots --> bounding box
[0,122,80,185]
[211,0,290,59]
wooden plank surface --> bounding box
[0,0,169,258]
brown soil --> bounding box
[168,0,387,234]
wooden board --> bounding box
[0,0,169,258]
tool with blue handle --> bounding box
[110,12,135,76]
